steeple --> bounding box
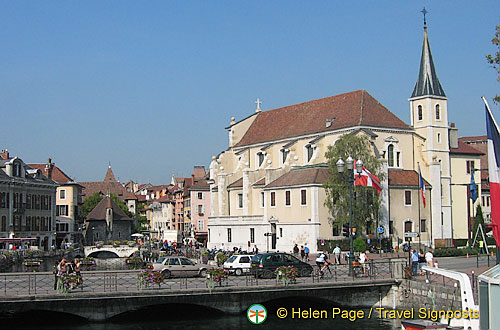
[104,165,117,183]
[411,10,446,98]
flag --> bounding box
[470,171,478,203]
[484,96,500,248]
[354,165,382,195]
[418,164,426,208]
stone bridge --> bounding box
[84,245,139,258]
[0,279,399,321]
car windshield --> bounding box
[226,256,237,263]
[156,257,166,264]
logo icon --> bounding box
[247,304,267,324]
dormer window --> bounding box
[256,152,265,167]
[417,105,423,121]
[281,149,289,164]
[13,161,22,177]
[435,104,440,120]
[306,145,314,162]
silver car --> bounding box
[152,256,207,278]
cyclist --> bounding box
[315,250,331,278]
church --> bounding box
[206,20,482,253]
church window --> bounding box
[417,105,423,121]
[435,104,440,120]
[396,152,400,167]
[281,149,289,164]
[257,152,265,167]
[388,144,394,167]
[237,193,243,209]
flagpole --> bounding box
[417,163,422,250]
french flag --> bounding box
[354,166,382,195]
[484,96,500,248]
[419,164,426,208]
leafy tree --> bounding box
[353,237,367,252]
[486,25,500,103]
[81,192,133,218]
[324,134,385,234]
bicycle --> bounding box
[316,261,332,279]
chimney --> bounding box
[1,149,9,160]
[45,158,54,179]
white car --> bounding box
[223,255,253,276]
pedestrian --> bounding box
[411,249,419,276]
[53,259,60,290]
[425,249,434,267]
[479,240,485,254]
[293,244,299,256]
[304,243,310,261]
[252,245,259,254]
[359,250,369,276]
[418,250,426,275]
[56,257,68,293]
[333,245,341,264]
[300,245,305,261]
[74,258,82,287]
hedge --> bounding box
[433,247,481,257]
[454,237,497,247]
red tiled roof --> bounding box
[227,178,243,188]
[79,167,137,201]
[189,179,210,191]
[265,167,329,188]
[235,90,410,147]
[253,177,266,186]
[450,141,484,156]
[155,195,174,203]
[135,194,147,203]
[104,167,117,182]
[388,170,430,187]
[28,163,73,184]
[459,135,487,142]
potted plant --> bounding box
[205,268,229,292]
[137,270,164,290]
[201,251,209,264]
[275,266,298,286]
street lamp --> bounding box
[336,156,363,275]
[91,226,95,246]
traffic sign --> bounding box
[377,226,384,234]
[404,232,419,238]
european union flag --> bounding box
[470,171,478,203]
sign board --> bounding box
[264,233,273,237]
[404,232,419,238]
[377,226,384,234]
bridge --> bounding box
[0,259,406,321]
[84,245,140,258]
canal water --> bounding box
[2,299,400,330]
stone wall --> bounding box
[396,279,461,312]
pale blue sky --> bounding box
[1,1,499,184]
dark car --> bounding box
[251,252,313,278]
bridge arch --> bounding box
[87,250,120,258]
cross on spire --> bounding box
[255,98,262,112]
[421,7,428,28]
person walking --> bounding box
[300,246,305,261]
[304,244,310,261]
[53,259,60,290]
[411,249,419,276]
[425,249,434,267]
[418,250,426,275]
[333,245,341,264]
[359,250,370,276]
[293,244,299,256]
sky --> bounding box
[1,1,499,184]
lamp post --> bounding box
[91,226,95,246]
[336,156,363,275]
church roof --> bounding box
[79,167,137,201]
[104,166,117,182]
[86,196,132,221]
[234,90,410,148]
[264,166,330,189]
[388,169,431,187]
[411,26,446,98]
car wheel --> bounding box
[262,270,273,279]
[162,270,171,279]
[199,269,207,278]
[235,268,243,276]
[300,268,312,277]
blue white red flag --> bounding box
[418,164,426,208]
[484,96,500,248]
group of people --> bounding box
[54,257,82,293]
[292,243,311,262]
[314,248,371,277]
[410,249,435,276]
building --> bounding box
[206,20,481,252]
[79,166,138,215]
[0,150,58,250]
[28,158,83,247]
[189,167,211,245]
[83,195,134,244]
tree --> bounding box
[486,25,500,103]
[81,192,134,219]
[473,204,485,240]
[324,134,385,234]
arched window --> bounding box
[435,104,440,120]
[388,144,394,167]
[417,105,423,121]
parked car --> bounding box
[223,254,253,275]
[251,252,313,278]
[151,256,208,278]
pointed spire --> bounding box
[411,10,446,98]
[104,166,117,182]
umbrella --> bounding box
[131,233,144,237]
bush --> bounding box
[353,237,366,252]
[433,247,479,257]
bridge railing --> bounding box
[0,260,402,297]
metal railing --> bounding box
[0,260,400,297]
